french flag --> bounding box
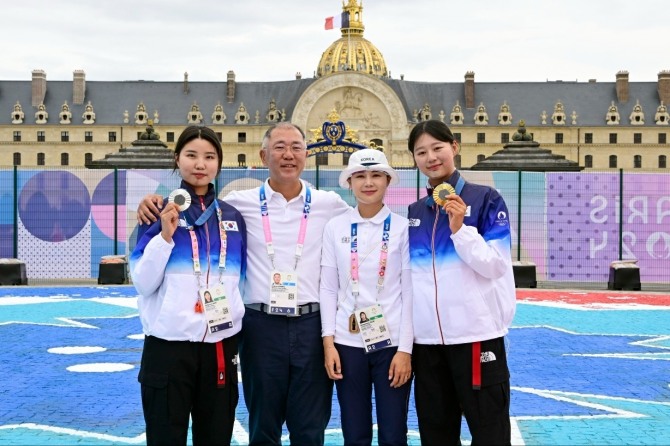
[324,11,350,30]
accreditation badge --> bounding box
[200,284,233,333]
[268,271,299,315]
[356,303,393,353]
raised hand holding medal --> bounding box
[432,183,456,206]
[168,188,192,211]
[160,189,191,242]
[433,183,466,233]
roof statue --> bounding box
[140,120,161,141]
[512,120,533,141]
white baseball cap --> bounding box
[338,148,399,188]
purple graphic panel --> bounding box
[547,172,670,282]
[18,171,91,242]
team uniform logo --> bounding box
[222,221,239,231]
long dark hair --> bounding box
[173,125,223,173]
[407,120,456,153]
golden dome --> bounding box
[317,0,388,78]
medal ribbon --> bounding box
[350,214,392,297]
[454,176,466,195]
[260,183,311,270]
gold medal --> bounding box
[432,183,456,206]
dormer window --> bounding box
[497,101,513,125]
[629,100,645,125]
[605,101,620,125]
[551,101,566,125]
[473,103,488,125]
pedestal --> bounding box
[0,259,28,285]
[98,256,128,285]
[512,261,537,288]
[608,262,641,291]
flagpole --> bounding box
[346,11,351,71]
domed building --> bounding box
[1,0,669,171]
[316,0,388,78]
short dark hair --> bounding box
[173,125,223,173]
[262,122,306,150]
[407,120,456,153]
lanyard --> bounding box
[260,183,311,270]
[182,199,227,278]
[350,213,392,296]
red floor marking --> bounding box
[516,289,670,306]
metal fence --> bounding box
[1,166,669,288]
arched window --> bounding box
[13,152,21,166]
[633,155,642,169]
[609,155,617,168]
[477,154,486,163]
[37,153,45,166]
[85,153,93,165]
[237,153,246,167]
[584,155,593,168]
[61,153,69,166]
[659,155,667,169]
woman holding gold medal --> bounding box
[407,120,516,445]
[130,125,247,445]
[320,149,413,446]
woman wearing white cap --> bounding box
[320,148,413,446]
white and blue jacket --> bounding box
[408,170,516,345]
[130,182,247,343]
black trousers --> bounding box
[138,334,239,446]
[239,309,333,445]
[413,338,511,446]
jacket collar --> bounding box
[180,180,215,208]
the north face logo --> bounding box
[481,351,497,363]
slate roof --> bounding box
[0,75,663,127]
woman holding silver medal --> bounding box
[130,125,247,445]
[320,149,413,446]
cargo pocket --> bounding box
[138,370,170,423]
[477,380,510,427]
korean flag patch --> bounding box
[222,221,239,231]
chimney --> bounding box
[295,72,302,80]
[227,70,236,103]
[658,70,670,105]
[31,69,47,107]
[464,71,475,109]
[183,72,189,94]
[73,70,86,105]
[616,70,629,103]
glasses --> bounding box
[270,144,306,154]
